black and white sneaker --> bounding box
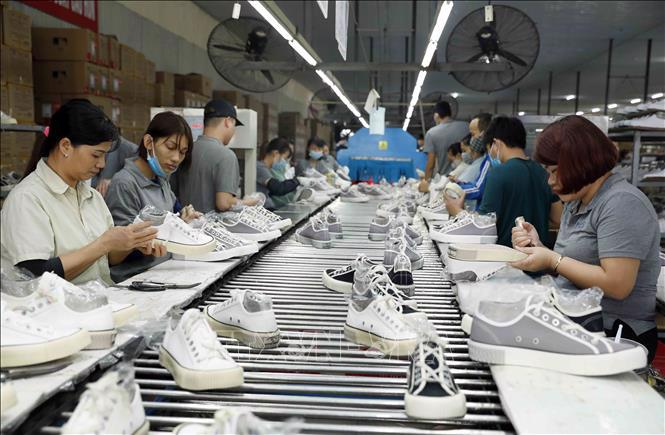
[549,287,605,336]
[322,255,379,293]
[405,340,466,420]
[388,253,415,296]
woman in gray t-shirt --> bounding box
[510,115,659,362]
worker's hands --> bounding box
[136,241,168,257]
[443,191,465,217]
[242,197,260,207]
[510,246,559,273]
[511,221,543,248]
[95,178,111,197]
[99,221,158,253]
[448,175,458,182]
[418,179,430,193]
[179,205,202,223]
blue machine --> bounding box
[336,128,427,183]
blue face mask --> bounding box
[490,157,501,167]
[272,157,288,172]
[146,142,167,178]
[309,151,323,160]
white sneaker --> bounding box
[135,211,216,256]
[294,187,330,205]
[205,289,280,349]
[1,382,17,414]
[3,273,116,349]
[159,309,244,390]
[340,186,369,203]
[215,209,281,242]
[173,407,303,435]
[61,366,149,435]
[244,205,292,230]
[1,300,90,367]
[405,340,466,420]
[344,296,419,356]
[418,201,449,222]
[430,213,497,244]
[173,220,259,262]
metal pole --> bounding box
[643,38,652,101]
[516,88,520,113]
[547,71,553,115]
[494,100,498,114]
[411,0,417,100]
[574,71,580,113]
[537,88,541,115]
[369,36,374,89]
[603,39,613,115]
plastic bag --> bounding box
[137,205,167,225]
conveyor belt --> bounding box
[37,200,513,434]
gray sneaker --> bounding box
[295,217,332,249]
[430,213,497,244]
[469,296,647,376]
[369,216,422,244]
[384,237,424,270]
[322,209,343,239]
[212,210,282,242]
[392,220,423,245]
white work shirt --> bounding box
[1,158,114,284]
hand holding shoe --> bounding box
[99,221,158,252]
[510,246,559,273]
[511,221,542,248]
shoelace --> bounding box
[411,342,458,396]
[435,213,472,232]
[167,215,204,242]
[246,206,280,223]
[4,307,51,335]
[370,296,409,332]
[204,222,246,248]
[369,273,411,304]
[530,300,600,344]
[182,312,233,363]
[229,209,271,232]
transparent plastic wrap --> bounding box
[190,407,304,435]
[121,307,180,350]
[236,288,272,313]
[0,257,35,282]
[473,212,497,226]
[245,191,266,207]
[136,205,167,225]
[541,279,604,315]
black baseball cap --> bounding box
[204,99,244,126]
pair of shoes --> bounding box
[468,295,647,376]
[340,185,369,203]
[368,216,423,244]
[135,208,217,256]
[61,364,148,434]
[357,183,392,200]
[384,233,424,270]
[430,212,497,244]
[295,216,333,249]
[173,219,259,262]
[323,254,415,296]
[242,205,292,231]
[207,209,282,242]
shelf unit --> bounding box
[609,128,665,186]
[0,124,44,133]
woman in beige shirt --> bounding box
[1,99,164,284]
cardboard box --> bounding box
[154,83,174,107]
[34,93,61,125]
[108,68,122,99]
[134,104,150,128]
[175,89,206,108]
[1,44,32,86]
[6,83,34,123]
[184,73,211,98]
[119,103,134,128]
[2,8,31,52]
[1,84,8,114]
[213,90,246,107]
[134,51,146,81]
[32,28,97,62]
[119,44,136,75]
[145,60,155,84]
[61,94,113,119]
[0,131,38,175]
[142,83,155,105]
[106,35,120,69]
[95,65,110,96]
[97,34,109,66]
[119,71,138,102]
[174,73,185,90]
[155,71,174,89]
[34,61,98,95]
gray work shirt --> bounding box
[105,157,176,226]
[324,155,341,172]
[256,160,275,210]
[171,135,239,213]
[554,172,659,334]
[91,136,138,187]
[296,158,334,176]
[423,119,468,175]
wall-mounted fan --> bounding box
[419,92,459,130]
[207,17,296,93]
[445,5,539,92]
[308,87,366,124]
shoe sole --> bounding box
[448,244,527,262]
[112,305,139,327]
[430,233,497,244]
[86,328,118,350]
[269,218,292,230]
[158,346,244,390]
[468,339,647,376]
[368,232,387,241]
[154,239,217,256]
[404,390,467,420]
[205,310,281,349]
[1,329,91,368]
[461,314,473,335]
[295,233,332,249]
[133,420,149,435]
[445,257,506,280]
[229,229,281,242]
[341,198,369,203]
[172,243,259,262]
[0,383,17,414]
[419,210,449,221]
[344,324,417,357]
[321,271,353,293]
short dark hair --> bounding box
[418,134,425,140]
[262,137,291,159]
[475,113,493,132]
[461,133,472,146]
[138,111,194,169]
[484,116,526,150]
[434,101,452,118]
[306,137,325,159]
[447,142,462,156]
[534,115,618,194]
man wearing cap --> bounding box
[171,99,259,213]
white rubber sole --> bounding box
[341,197,369,203]
[205,312,281,349]
[468,339,647,376]
[405,390,467,420]
[1,383,17,414]
[133,420,149,435]
[445,256,505,280]
[86,328,118,350]
[344,324,417,356]
[172,243,259,262]
[461,314,473,335]
[269,218,292,230]
[295,232,332,249]
[419,210,449,222]
[159,345,244,390]
[321,271,353,293]
[1,329,90,367]
[448,244,527,262]
[430,232,497,244]
[112,304,139,327]
[231,229,281,242]
[154,238,217,256]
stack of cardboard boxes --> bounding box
[155,71,175,107]
[174,73,211,108]
[279,112,308,160]
[116,43,154,143]
[306,118,333,148]
[0,5,35,176]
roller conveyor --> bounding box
[33,199,514,434]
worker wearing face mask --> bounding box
[257,137,300,210]
[445,139,468,179]
[296,137,334,176]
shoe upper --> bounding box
[471,296,635,355]
[220,209,272,235]
[387,227,417,249]
[346,296,418,341]
[407,341,460,399]
[434,213,497,237]
[162,309,240,371]
[244,205,282,224]
[151,212,216,246]
[206,289,278,334]
[298,217,331,241]
[549,287,604,334]
[391,220,422,243]
[384,237,422,266]
[369,216,393,234]
[203,221,258,250]
[322,209,342,234]
[1,300,82,346]
[367,273,417,309]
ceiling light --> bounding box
[247,1,291,40]
[359,117,369,128]
[428,1,454,43]
[406,105,414,119]
[315,69,333,87]
[421,42,438,68]
[565,95,576,101]
[535,128,543,132]
[402,118,410,131]
[651,92,664,99]
[591,107,600,113]
[576,111,584,115]
[630,98,641,104]
[289,40,317,66]
[518,111,525,116]
[415,70,427,89]
[607,103,618,109]
[450,92,459,98]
